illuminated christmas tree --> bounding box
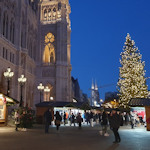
[117,33,148,108]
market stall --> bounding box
[0,93,18,125]
[129,98,150,131]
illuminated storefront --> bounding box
[36,101,90,124]
[0,93,18,125]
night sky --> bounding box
[69,0,150,100]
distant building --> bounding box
[71,77,89,102]
[71,77,81,102]
[105,92,119,102]
[90,80,100,106]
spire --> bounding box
[91,79,94,90]
[95,80,98,90]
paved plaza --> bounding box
[0,125,150,150]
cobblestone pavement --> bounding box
[0,125,150,150]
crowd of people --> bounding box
[14,108,146,143]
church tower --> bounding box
[35,0,72,103]
[90,80,100,106]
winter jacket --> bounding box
[109,113,121,129]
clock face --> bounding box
[45,33,55,43]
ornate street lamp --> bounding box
[44,86,50,101]
[3,67,14,96]
[37,83,44,103]
[18,75,27,107]
[50,97,54,101]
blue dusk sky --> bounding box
[69,0,150,100]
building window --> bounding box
[3,13,6,36]
[12,54,15,64]
[44,9,47,21]
[0,8,1,33]
[12,22,15,44]
[6,16,8,39]
[3,47,5,58]
[43,33,55,64]
[10,52,11,62]
[5,49,7,60]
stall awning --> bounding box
[35,101,91,110]
[129,98,150,107]
[0,93,19,104]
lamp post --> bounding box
[44,86,50,101]
[37,83,44,103]
[3,67,14,96]
[18,75,27,107]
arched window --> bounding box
[43,33,55,64]
[6,16,8,39]
[10,19,13,41]
[50,52,54,63]
[52,8,57,20]
[12,22,15,44]
[44,9,47,21]
[3,12,6,36]
[0,8,1,33]
[48,8,51,21]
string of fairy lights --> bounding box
[117,33,148,108]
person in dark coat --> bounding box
[101,111,108,136]
[76,113,82,129]
[63,112,67,125]
[44,109,52,133]
[109,109,121,143]
[71,113,76,126]
[55,111,62,131]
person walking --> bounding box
[14,110,20,131]
[63,112,67,125]
[109,109,121,143]
[44,108,52,134]
[101,111,109,136]
[130,111,135,129]
[90,111,94,127]
[76,113,82,129]
[71,113,76,126]
[55,111,62,131]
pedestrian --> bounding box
[22,110,27,131]
[120,113,124,126]
[71,113,76,126]
[95,113,99,124]
[109,109,121,143]
[98,112,102,124]
[76,113,82,129]
[90,111,94,127]
[55,111,62,131]
[101,111,109,136]
[44,108,52,133]
[124,112,129,125]
[63,112,67,125]
[14,110,20,131]
[130,111,135,129]
[85,112,90,125]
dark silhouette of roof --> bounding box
[129,98,150,107]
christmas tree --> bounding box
[117,33,148,108]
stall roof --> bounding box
[0,93,19,104]
[129,98,150,107]
[35,101,90,108]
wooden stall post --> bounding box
[145,106,150,131]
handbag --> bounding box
[55,120,60,125]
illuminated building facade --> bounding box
[0,0,72,108]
